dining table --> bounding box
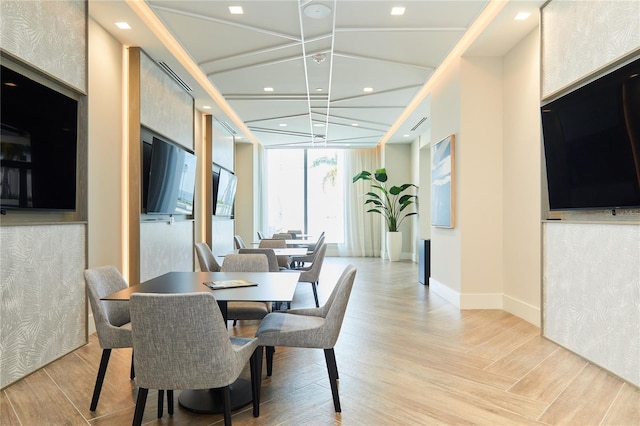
[102,270,300,415]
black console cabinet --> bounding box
[419,239,430,285]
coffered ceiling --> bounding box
[89,0,543,148]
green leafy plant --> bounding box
[353,168,418,232]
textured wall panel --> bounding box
[140,220,194,282]
[0,224,87,388]
[140,53,194,150]
[541,0,640,98]
[0,0,86,92]
[543,223,640,387]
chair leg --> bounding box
[312,281,319,307]
[167,390,174,415]
[130,351,135,379]
[323,348,341,412]
[90,349,111,411]
[157,390,164,418]
[222,386,232,426]
[132,387,148,426]
[250,347,263,417]
[265,346,275,376]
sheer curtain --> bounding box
[338,147,382,257]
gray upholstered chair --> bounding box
[258,238,290,269]
[195,242,221,272]
[272,233,293,240]
[287,229,302,239]
[257,231,266,240]
[234,235,246,249]
[238,248,280,272]
[291,242,327,307]
[292,234,325,268]
[221,254,272,324]
[255,264,357,413]
[84,266,134,412]
[130,292,261,426]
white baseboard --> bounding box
[503,295,541,327]
[429,277,461,308]
[429,277,540,326]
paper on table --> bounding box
[203,279,258,290]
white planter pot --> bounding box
[386,231,402,261]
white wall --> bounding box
[87,18,124,271]
[427,31,543,320]
[459,56,504,306]
[502,29,542,325]
[429,59,462,295]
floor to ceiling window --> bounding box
[265,149,344,243]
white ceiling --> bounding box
[89,0,544,148]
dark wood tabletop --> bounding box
[102,271,300,302]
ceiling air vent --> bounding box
[411,116,429,131]
[214,117,237,135]
[157,61,193,92]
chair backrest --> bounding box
[221,253,269,272]
[130,292,255,390]
[194,242,221,272]
[307,231,325,251]
[289,264,357,348]
[299,243,327,282]
[84,266,131,348]
[234,235,246,249]
[257,231,266,240]
[238,248,279,272]
[308,234,325,254]
[272,233,292,240]
[258,238,287,249]
[287,230,302,239]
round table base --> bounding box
[177,379,252,414]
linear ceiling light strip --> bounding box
[297,1,315,146]
[322,0,337,147]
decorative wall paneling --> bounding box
[540,0,640,387]
[0,0,88,389]
[0,0,86,92]
[131,49,196,284]
[0,224,87,388]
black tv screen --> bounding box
[541,57,640,211]
[212,165,236,217]
[146,136,196,215]
[0,65,78,211]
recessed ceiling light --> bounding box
[403,134,410,138]
[515,12,531,20]
[363,87,373,92]
[115,22,131,29]
[391,7,406,16]
[313,123,325,127]
[264,87,274,92]
[316,88,323,92]
[229,6,244,15]
[202,105,212,110]
[279,123,287,127]
[351,123,359,126]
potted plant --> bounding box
[353,168,418,261]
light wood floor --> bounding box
[2,257,639,425]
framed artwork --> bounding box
[431,134,455,228]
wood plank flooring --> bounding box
[2,257,638,425]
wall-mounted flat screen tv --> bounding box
[0,65,78,211]
[212,164,237,217]
[145,136,196,215]
[541,57,640,211]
